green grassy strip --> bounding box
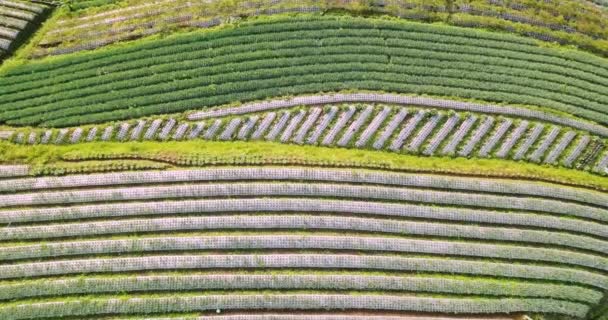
[1,140,606,191]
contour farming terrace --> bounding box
[0,1,606,319]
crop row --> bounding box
[322,106,356,146]
[0,273,600,303]
[422,114,459,155]
[373,109,408,149]
[0,165,28,178]
[595,152,608,174]
[0,293,590,319]
[294,107,321,144]
[564,136,592,168]
[189,93,608,137]
[1,181,604,222]
[2,234,607,273]
[0,0,49,61]
[1,196,606,239]
[357,106,390,148]
[1,167,603,208]
[9,61,606,128]
[28,160,171,177]
[1,215,605,254]
[5,16,604,84]
[513,123,544,160]
[337,106,373,147]
[2,17,608,126]
[544,131,577,165]
[100,315,517,320]
[407,114,442,152]
[389,110,425,151]
[0,254,605,291]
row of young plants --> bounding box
[50,315,526,320]
[1,214,605,254]
[0,164,28,178]
[29,160,171,176]
[0,273,599,303]
[2,16,608,125]
[0,0,51,61]
[3,197,605,239]
[55,150,604,191]
[1,234,606,273]
[0,165,606,220]
[1,166,605,208]
[0,293,591,319]
[32,0,608,58]
[0,254,604,291]
[1,181,603,223]
[187,93,608,137]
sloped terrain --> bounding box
[0,0,51,61]
[0,1,606,319]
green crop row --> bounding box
[30,160,171,176]
[1,16,608,127]
[11,65,608,127]
[5,15,608,81]
[4,37,608,115]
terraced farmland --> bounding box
[0,0,606,319]
[0,0,51,61]
[0,16,607,127]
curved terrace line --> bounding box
[0,294,590,319]
[188,93,608,138]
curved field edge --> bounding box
[0,293,591,319]
[1,140,606,191]
[4,90,607,138]
[16,0,608,59]
[1,14,608,127]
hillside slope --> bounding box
[0,1,606,319]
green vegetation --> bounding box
[0,2,606,319]
[28,0,608,58]
[0,0,52,62]
[1,15,608,127]
[1,140,606,190]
